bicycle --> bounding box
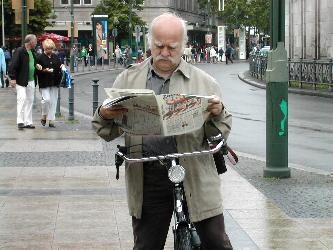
[114,134,228,249]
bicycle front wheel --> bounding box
[175,225,192,250]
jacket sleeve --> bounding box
[8,48,21,80]
[204,79,232,141]
[91,71,127,141]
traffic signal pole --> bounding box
[264,0,290,178]
[70,0,74,73]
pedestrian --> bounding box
[3,47,11,71]
[196,46,202,63]
[218,47,224,62]
[80,46,88,66]
[210,46,217,63]
[36,39,63,128]
[137,47,143,63]
[0,47,6,88]
[88,43,95,66]
[71,44,78,67]
[92,13,233,250]
[225,44,233,64]
[114,45,121,65]
[58,49,66,65]
[8,34,40,130]
[145,48,151,58]
[98,45,106,65]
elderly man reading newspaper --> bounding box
[92,13,233,250]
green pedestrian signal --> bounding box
[278,99,287,136]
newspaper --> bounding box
[103,88,212,136]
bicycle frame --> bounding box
[115,138,224,249]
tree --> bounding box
[1,0,53,40]
[92,0,145,35]
[197,0,270,34]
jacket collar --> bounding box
[174,58,190,79]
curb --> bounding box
[238,71,333,99]
[72,67,123,77]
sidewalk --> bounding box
[0,88,332,249]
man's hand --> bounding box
[9,79,16,87]
[207,95,224,116]
[99,104,128,120]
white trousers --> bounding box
[40,87,59,121]
[16,81,35,125]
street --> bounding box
[62,62,333,173]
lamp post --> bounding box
[21,0,27,43]
[70,0,74,73]
[128,0,133,64]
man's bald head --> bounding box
[148,13,188,51]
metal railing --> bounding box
[249,55,333,91]
[63,56,128,73]
[249,54,268,81]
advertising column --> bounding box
[239,28,246,59]
[217,26,226,61]
[91,15,108,62]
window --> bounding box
[60,0,68,5]
[83,0,91,4]
[73,0,81,5]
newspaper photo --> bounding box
[103,88,212,136]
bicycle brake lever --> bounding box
[115,145,127,180]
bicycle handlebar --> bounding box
[116,139,224,164]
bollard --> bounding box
[55,87,61,117]
[68,78,74,120]
[95,57,98,71]
[81,58,85,72]
[92,79,99,115]
[88,56,91,71]
[75,57,79,73]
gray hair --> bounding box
[24,34,37,44]
[147,13,188,51]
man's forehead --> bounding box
[154,40,179,47]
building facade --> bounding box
[286,0,333,59]
[46,0,217,47]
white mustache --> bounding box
[155,55,177,64]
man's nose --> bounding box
[160,47,170,57]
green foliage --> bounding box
[198,0,270,34]
[1,0,53,38]
[92,0,145,34]
[29,0,54,34]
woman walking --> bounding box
[36,39,63,128]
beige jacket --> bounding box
[92,58,232,222]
